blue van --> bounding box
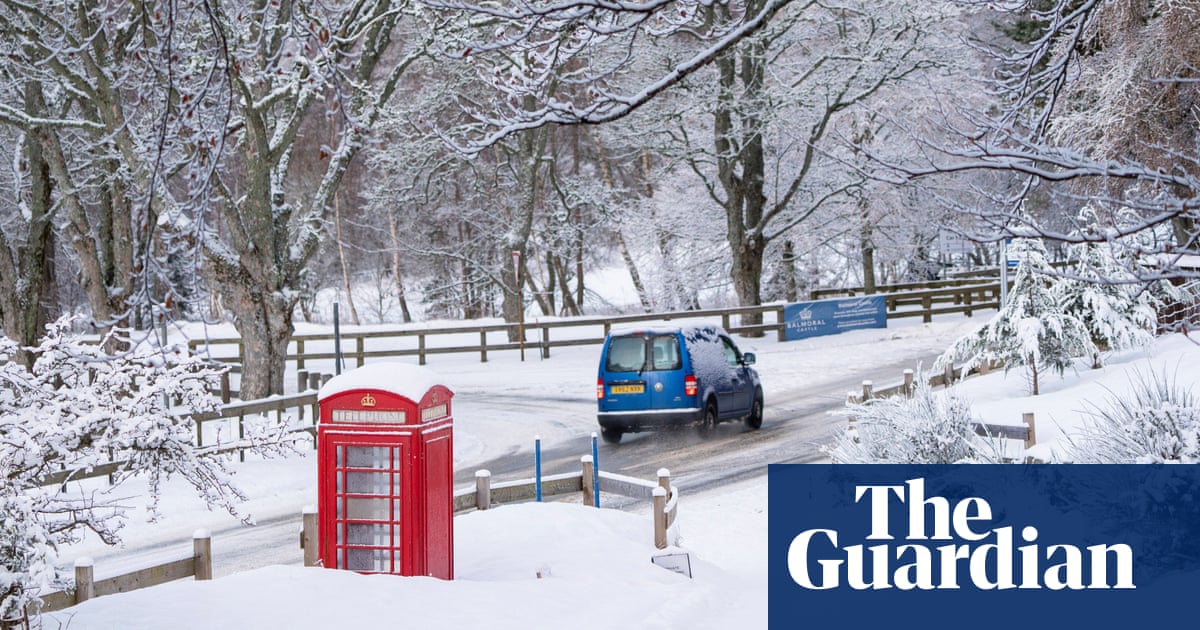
[595,324,763,443]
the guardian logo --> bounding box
[788,478,1135,591]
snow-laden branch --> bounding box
[428,0,793,153]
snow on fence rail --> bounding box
[186,283,1002,371]
[299,459,682,565]
[455,457,681,550]
[846,365,1039,461]
[31,531,213,617]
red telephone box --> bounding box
[316,363,454,579]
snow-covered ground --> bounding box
[41,312,1199,629]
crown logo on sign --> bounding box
[799,308,813,321]
[361,394,377,407]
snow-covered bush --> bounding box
[0,317,294,620]
[936,237,1094,395]
[823,377,1004,464]
[1061,367,1200,463]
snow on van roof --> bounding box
[318,362,452,401]
[607,322,725,336]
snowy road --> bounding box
[64,315,982,581]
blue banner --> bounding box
[768,465,1200,629]
[783,296,886,341]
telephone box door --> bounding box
[320,432,414,574]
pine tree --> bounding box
[936,237,1093,395]
[1058,240,1160,369]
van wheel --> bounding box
[745,392,763,430]
[600,427,623,444]
[698,400,718,437]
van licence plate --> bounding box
[610,384,644,394]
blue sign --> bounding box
[783,296,886,341]
[768,465,1200,629]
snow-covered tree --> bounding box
[936,237,1093,395]
[824,375,1003,464]
[1057,209,1173,367]
[872,0,1200,291]
[648,0,960,331]
[0,317,294,620]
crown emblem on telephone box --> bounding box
[361,394,377,407]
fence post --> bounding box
[776,305,787,342]
[321,374,331,386]
[944,363,955,388]
[74,558,95,604]
[475,470,491,510]
[964,289,974,317]
[308,372,321,391]
[297,370,309,392]
[581,455,595,507]
[480,331,488,363]
[653,486,668,550]
[238,413,246,463]
[302,506,320,567]
[418,333,427,366]
[657,468,671,497]
[296,339,305,370]
[219,372,231,404]
[356,337,365,367]
[861,380,873,402]
[922,295,933,323]
[903,369,914,398]
[1023,412,1037,452]
[193,530,213,581]
[541,325,550,359]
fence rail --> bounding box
[187,283,1002,372]
[811,277,999,300]
[33,532,212,616]
[299,458,682,570]
[449,457,679,549]
[846,365,1039,460]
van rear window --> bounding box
[605,335,681,372]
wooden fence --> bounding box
[810,277,998,300]
[187,282,1002,372]
[459,455,681,549]
[298,457,682,564]
[31,532,213,617]
[846,365,1039,459]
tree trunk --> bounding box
[223,280,294,398]
[334,193,361,325]
[616,231,653,312]
[730,237,767,334]
[0,85,58,368]
[714,41,769,334]
[387,213,414,324]
[782,240,799,302]
[501,126,548,340]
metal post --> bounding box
[333,303,343,375]
[534,436,542,502]
[591,432,600,508]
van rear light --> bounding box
[597,379,605,399]
[684,375,697,397]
